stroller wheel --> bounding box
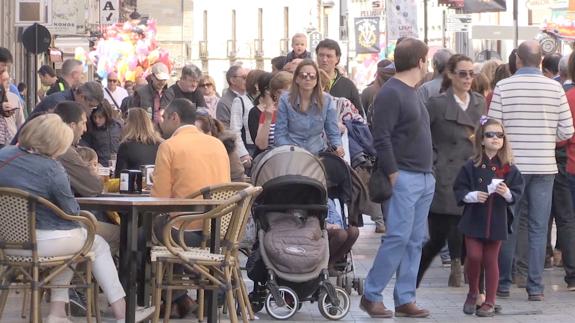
[265,286,299,320]
[318,287,350,320]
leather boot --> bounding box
[448,258,462,287]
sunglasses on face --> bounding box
[455,70,475,79]
[108,79,118,83]
[201,83,213,87]
[484,131,505,139]
[298,72,317,80]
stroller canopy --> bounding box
[251,146,327,205]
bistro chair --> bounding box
[0,187,99,323]
[150,186,262,323]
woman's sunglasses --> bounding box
[455,70,475,79]
[484,131,505,139]
[200,83,212,87]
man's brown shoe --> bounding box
[395,303,430,318]
[359,296,393,318]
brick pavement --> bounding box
[1,221,574,322]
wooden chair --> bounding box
[150,186,261,323]
[0,187,98,323]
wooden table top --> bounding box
[77,196,224,207]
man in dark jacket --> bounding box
[131,62,169,125]
[160,64,206,109]
[316,39,363,116]
[32,81,104,116]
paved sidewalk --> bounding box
[2,220,574,322]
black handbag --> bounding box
[368,158,393,203]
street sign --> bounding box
[309,31,323,57]
[100,0,120,25]
[446,14,472,32]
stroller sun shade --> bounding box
[251,146,327,205]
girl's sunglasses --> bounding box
[484,131,505,139]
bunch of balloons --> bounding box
[89,17,172,84]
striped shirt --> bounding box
[488,68,574,174]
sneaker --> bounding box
[45,315,73,323]
[134,306,155,322]
[496,289,510,298]
[568,282,575,291]
[528,294,544,301]
[441,258,452,268]
[359,296,393,318]
[69,289,87,317]
[395,302,430,318]
[476,303,495,317]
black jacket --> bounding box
[454,157,524,241]
[114,140,160,176]
[80,119,123,167]
[329,71,363,117]
[46,77,69,96]
[160,83,207,109]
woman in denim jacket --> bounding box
[275,59,344,157]
[0,114,153,323]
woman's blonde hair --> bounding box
[19,114,73,158]
[472,118,514,167]
[289,59,324,111]
[121,108,164,145]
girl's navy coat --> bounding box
[453,156,524,241]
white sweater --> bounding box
[488,72,574,174]
[229,95,254,157]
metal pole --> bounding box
[513,0,518,48]
[423,0,428,44]
[385,0,389,57]
[442,9,446,48]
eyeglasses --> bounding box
[298,72,317,80]
[484,131,505,139]
[108,79,118,83]
[456,70,475,79]
[201,83,213,87]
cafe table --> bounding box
[76,196,223,323]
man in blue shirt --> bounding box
[361,38,435,318]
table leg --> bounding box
[124,207,139,323]
[207,217,220,323]
[140,212,153,307]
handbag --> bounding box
[368,158,393,203]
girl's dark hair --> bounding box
[90,100,114,127]
[440,54,473,93]
[253,72,273,106]
[472,118,514,167]
[492,64,511,89]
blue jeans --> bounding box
[498,174,554,295]
[364,170,435,306]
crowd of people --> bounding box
[1,30,575,322]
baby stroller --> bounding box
[318,152,365,296]
[247,146,350,320]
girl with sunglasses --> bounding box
[274,59,343,157]
[453,117,524,317]
[418,54,486,290]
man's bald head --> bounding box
[517,40,542,68]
